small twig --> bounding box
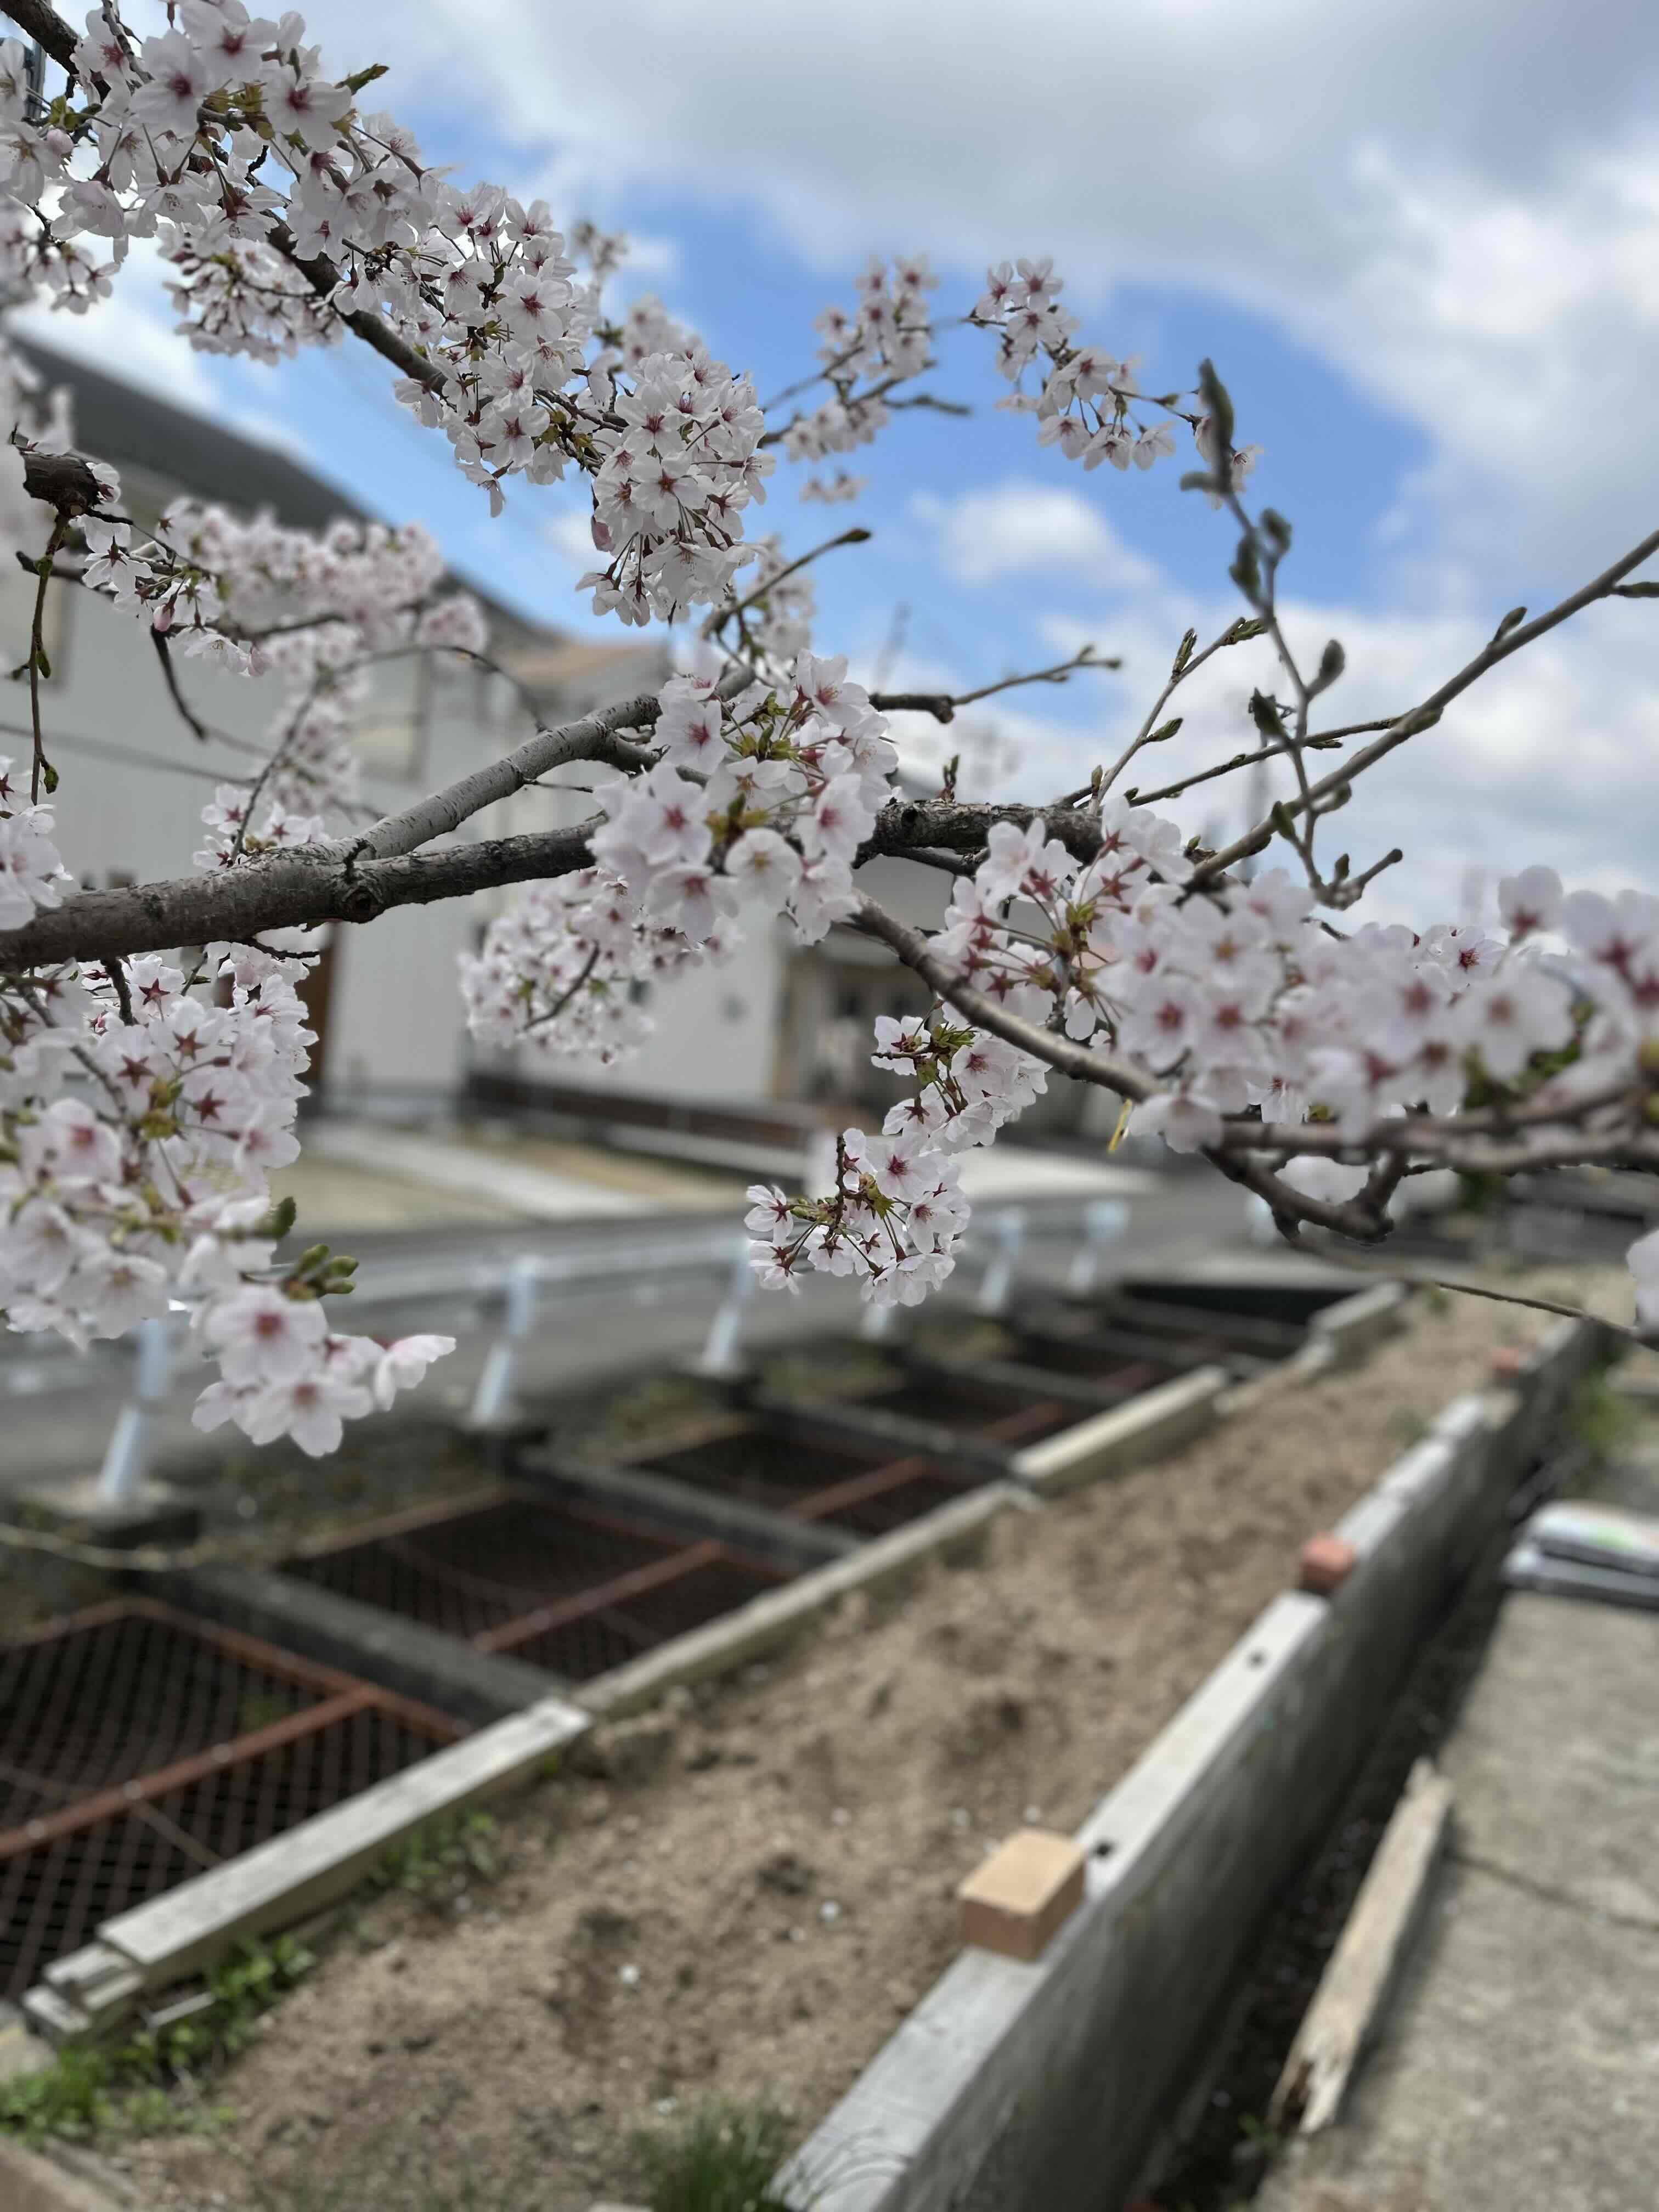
[873,646,1116,727]
[1125,740,1294,809]
[704,526,872,641]
[1096,616,1257,803]
[25,518,66,801]
[1193,521,1659,887]
[525,944,601,1030]
[150,629,218,746]
[105,951,135,1025]
[1288,1242,1644,1340]
[1326,846,1404,909]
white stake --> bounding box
[1065,1198,1131,1296]
[466,1253,541,1430]
[693,1237,757,1379]
[974,1207,1026,1317]
[96,1312,176,1505]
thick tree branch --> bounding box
[855,796,1105,868]
[357,689,662,859]
[2,0,75,76]
[0,826,598,967]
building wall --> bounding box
[13,574,523,1102]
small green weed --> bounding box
[0,1934,313,2146]
[633,2097,797,2212]
[1567,1374,1640,1463]
[371,1807,504,1912]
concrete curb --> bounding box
[577,1485,1021,1719]
[163,1560,566,1724]
[21,1689,590,2047]
[778,1316,1600,2212]
[1312,1280,1411,1366]
[1009,1366,1228,1497]
[521,1450,857,1573]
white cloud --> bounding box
[1039,574,1659,928]
[541,504,600,574]
[329,0,1658,582]
[15,238,222,417]
[912,481,1158,591]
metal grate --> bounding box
[644,1431,884,1510]
[0,1812,195,2006]
[505,1556,782,1679]
[281,1489,790,1682]
[0,1604,460,2004]
[0,1602,326,1832]
[865,1378,1076,1444]
[811,1469,967,1537]
[285,1493,679,1639]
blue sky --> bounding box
[22,0,1659,921]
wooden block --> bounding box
[1299,1532,1357,1595]
[957,1828,1085,1962]
[1268,1757,1453,2135]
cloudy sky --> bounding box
[24,0,1659,922]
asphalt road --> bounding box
[0,1166,1256,1500]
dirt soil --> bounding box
[99,1280,1612,2209]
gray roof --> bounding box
[14,337,557,653]
[17,336,370,534]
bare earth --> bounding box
[108,1282,1603,2209]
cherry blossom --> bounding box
[0,0,1654,1426]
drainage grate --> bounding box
[280,1489,790,1683]
[861,1378,1076,1444]
[629,1421,980,1539]
[0,1603,460,2004]
[284,1491,675,1640]
[0,1601,325,1831]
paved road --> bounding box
[0,1164,1256,1498]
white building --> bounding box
[17,347,1092,1144]
[12,340,662,1110]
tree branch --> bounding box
[150,631,217,746]
[872,645,1117,727]
[1193,522,1659,885]
[847,893,1418,1242]
[0,825,599,968]
[703,526,871,640]
[357,687,662,859]
[848,893,1153,1101]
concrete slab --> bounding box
[1260,1590,1659,2212]
[304,1124,665,1220]
[951,1153,1159,1203]
[1442,1593,1659,1928]
[1261,1861,1659,2212]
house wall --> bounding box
[14,575,521,1103]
